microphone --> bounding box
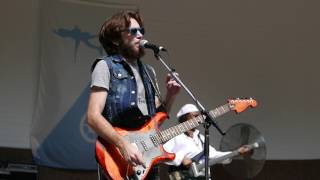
[139,39,167,52]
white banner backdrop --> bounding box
[30,0,136,169]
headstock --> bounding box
[228,98,257,113]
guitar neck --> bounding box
[156,103,231,144]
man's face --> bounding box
[119,18,145,59]
[185,111,201,135]
[187,111,201,120]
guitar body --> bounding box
[96,112,175,180]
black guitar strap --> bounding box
[141,64,166,112]
[191,134,205,162]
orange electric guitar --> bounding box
[96,98,257,180]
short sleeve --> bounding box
[91,60,110,90]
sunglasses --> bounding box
[128,27,145,36]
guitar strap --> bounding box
[141,64,166,112]
[141,64,165,140]
[191,134,205,162]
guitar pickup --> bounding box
[150,135,159,146]
[140,141,148,151]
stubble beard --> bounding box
[119,41,145,60]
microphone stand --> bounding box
[151,50,225,180]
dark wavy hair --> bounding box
[99,10,143,55]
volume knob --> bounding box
[136,170,141,175]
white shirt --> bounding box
[163,129,231,166]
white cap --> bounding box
[176,104,199,118]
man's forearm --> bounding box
[88,113,125,148]
[163,93,178,113]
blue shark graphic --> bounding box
[53,25,103,63]
[33,84,97,169]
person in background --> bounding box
[163,104,250,180]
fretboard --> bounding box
[154,103,231,144]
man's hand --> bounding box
[118,140,146,167]
[181,157,193,168]
[162,73,181,113]
[238,145,252,155]
[166,73,181,97]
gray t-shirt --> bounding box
[91,60,156,115]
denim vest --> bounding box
[101,55,157,128]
